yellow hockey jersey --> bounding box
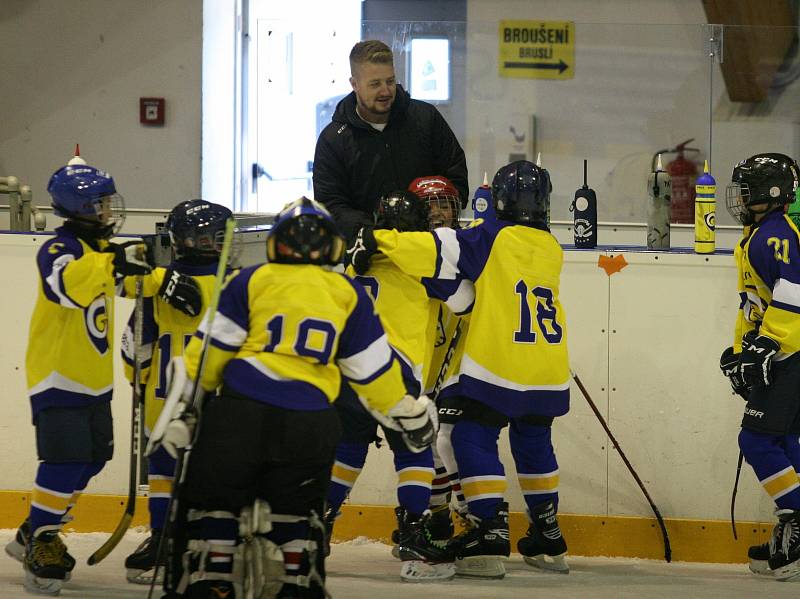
[348,255,473,394]
[26,227,119,420]
[184,262,408,414]
[121,263,220,434]
[734,211,800,357]
[375,219,570,417]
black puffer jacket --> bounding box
[313,85,468,242]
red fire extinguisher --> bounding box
[652,139,700,224]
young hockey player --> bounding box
[120,199,232,584]
[347,160,571,578]
[153,197,435,599]
[719,153,800,581]
[326,189,471,581]
[5,163,153,595]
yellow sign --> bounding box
[499,20,575,80]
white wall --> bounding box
[0,231,774,523]
[0,0,202,211]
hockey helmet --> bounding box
[267,197,344,265]
[491,160,551,230]
[47,164,124,238]
[374,190,430,232]
[167,199,233,259]
[408,176,460,229]
[726,153,800,225]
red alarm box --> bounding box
[140,98,165,126]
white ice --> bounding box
[0,529,797,598]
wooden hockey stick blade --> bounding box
[87,511,133,565]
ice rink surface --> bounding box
[0,529,798,598]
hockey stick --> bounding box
[570,369,672,563]
[730,451,744,540]
[431,312,463,401]
[148,217,235,599]
[88,276,145,565]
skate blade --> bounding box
[748,558,773,577]
[454,556,506,579]
[523,552,569,574]
[126,567,164,585]
[773,560,800,582]
[401,560,456,582]
[24,571,62,596]
[5,539,24,563]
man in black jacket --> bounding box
[313,39,468,243]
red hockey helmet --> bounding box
[408,175,461,229]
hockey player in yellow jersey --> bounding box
[151,197,435,599]
[719,153,800,580]
[6,163,155,595]
[119,199,232,585]
[346,160,570,578]
[326,189,472,582]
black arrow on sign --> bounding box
[504,59,568,74]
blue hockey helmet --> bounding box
[167,199,233,258]
[374,190,429,232]
[267,197,344,265]
[491,160,552,230]
[47,164,124,238]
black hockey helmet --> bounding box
[726,153,799,225]
[267,197,344,265]
[491,160,552,230]
[374,190,430,232]
[167,199,232,258]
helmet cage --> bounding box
[374,191,430,232]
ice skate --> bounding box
[323,507,338,558]
[6,520,74,583]
[747,542,772,576]
[517,500,569,574]
[395,508,455,582]
[426,505,454,547]
[768,509,800,581]
[23,530,68,596]
[446,502,510,579]
[124,529,165,584]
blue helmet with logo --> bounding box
[491,160,552,230]
[267,197,344,265]
[167,199,233,258]
[47,164,124,238]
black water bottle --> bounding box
[571,160,597,248]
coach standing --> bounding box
[313,39,468,243]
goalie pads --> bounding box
[359,394,437,453]
[146,357,198,458]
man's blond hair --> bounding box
[349,40,394,76]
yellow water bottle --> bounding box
[694,160,715,254]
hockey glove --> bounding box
[739,331,780,388]
[388,395,437,453]
[719,346,749,400]
[345,226,377,275]
[105,240,153,276]
[159,269,203,317]
[147,358,201,458]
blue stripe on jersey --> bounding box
[216,265,255,332]
[421,276,461,302]
[222,359,331,410]
[349,353,396,386]
[460,375,569,418]
[208,334,241,353]
[748,213,800,289]
[337,275,387,359]
[452,221,506,282]
[392,349,420,395]
[770,299,800,315]
[169,261,220,277]
[30,389,112,422]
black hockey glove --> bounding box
[719,346,749,400]
[739,331,780,388]
[159,270,203,317]
[105,240,153,276]
[345,225,377,275]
